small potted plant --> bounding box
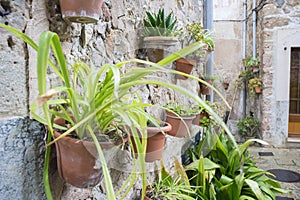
[164,102,197,138]
[59,0,104,23]
[199,75,217,95]
[248,77,262,94]
[143,8,179,62]
[237,115,261,141]
[244,57,260,73]
[175,23,215,79]
[144,159,196,199]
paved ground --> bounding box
[249,146,300,200]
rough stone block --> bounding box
[0,117,45,199]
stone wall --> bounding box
[247,0,300,146]
[0,0,205,199]
[0,117,46,200]
[213,0,245,135]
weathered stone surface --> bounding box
[286,0,300,7]
[0,117,45,199]
[263,17,289,29]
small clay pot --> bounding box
[59,0,104,23]
[175,58,196,80]
[165,111,195,137]
[53,117,127,188]
[255,85,262,94]
[130,122,171,162]
[193,111,210,126]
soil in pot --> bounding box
[165,111,195,137]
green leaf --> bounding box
[245,179,265,200]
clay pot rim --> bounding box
[52,117,129,149]
[166,113,196,120]
[147,122,172,134]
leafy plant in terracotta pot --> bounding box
[0,23,235,200]
[59,0,104,23]
[143,8,179,62]
[244,57,260,73]
[199,75,217,95]
[174,23,215,80]
[129,103,172,163]
[248,77,262,94]
[164,102,197,138]
[237,115,261,140]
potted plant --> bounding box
[238,69,254,82]
[129,107,172,163]
[174,58,197,80]
[144,159,196,199]
[248,77,262,94]
[164,102,197,138]
[143,8,179,62]
[0,23,234,200]
[199,75,217,95]
[59,0,104,23]
[192,101,224,127]
[237,115,261,140]
[244,57,260,73]
[177,23,215,62]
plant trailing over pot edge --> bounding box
[0,23,236,200]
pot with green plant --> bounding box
[237,115,261,140]
[143,8,179,62]
[248,77,262,94]
[164,102,196,138]
[244,57,260,73]
[59,0,104,23]
[1,23,235,200]
[129,109,172,162]
[199,75,217,95]
[144,159,196,200]
[177,22,215,63]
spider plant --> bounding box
[0,23,237,200]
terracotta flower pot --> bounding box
[59,0,104,23]
[53,117,127,188]
[199,79,214,95]
[255,85,262,94]
[192,111,209,126]
[165,111,195,137]
[175,58,196,80]
[130,122,171,162]
[223,82,229,90]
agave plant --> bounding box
[143,8,178,37]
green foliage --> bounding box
[244,57,260,67]
[178,22,215,50]
[164,102,198,116]
[237,115,261,137]
[146,159,196,200]
[185,130,289,199]
[0,23,237,200]
[143,8,178,37]
[238,69,254,82]
[248,78,262,94]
